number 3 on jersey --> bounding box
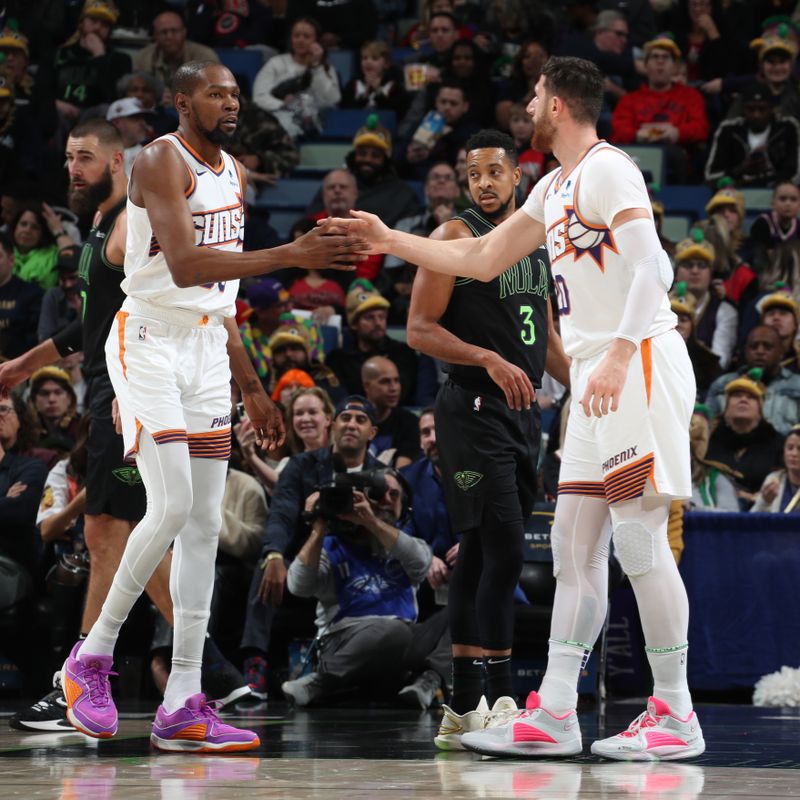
[519,305,536,345]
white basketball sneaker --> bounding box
[434,695,518,751]
[461,691,582,758]
[591,697,705,761]
[435,696,490,751]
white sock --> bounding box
[537,640,587,713]
[647,644,692,718]
[163,668,200,714]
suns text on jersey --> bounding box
[192,202,243,248]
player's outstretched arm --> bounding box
[0,338,65,397]
[224,317,285,450]
[406,221,534,411]
[131,142,367,288]
[321,207,546,281]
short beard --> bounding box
[193,109,236,147]
[204,124,236,146]
[531,115,555,153]
[68,165,113,216]
[481,191,515,221]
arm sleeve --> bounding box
[52,316,84,357]
[610,217,673,347]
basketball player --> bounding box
[323,57,704,761]
[0,120,177,731]
[57,61,363,752]
[0,119,275,730]
[406,130,570,749]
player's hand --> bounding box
[258,557,287,606]
[427,555,448,589]
[111,397,122,434]
[0,357,32,396]
[484,352,535,411]
[580,340,635,417]
[291,224,368,269]
[243,389,286,450]
[318,211,391,255]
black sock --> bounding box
[484,656,513,705]
[451,656,484,714]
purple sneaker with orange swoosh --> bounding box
[61,641,118,738]
[150,693,260,753]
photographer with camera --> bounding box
[282,467,450,709]
[239,396,384,693]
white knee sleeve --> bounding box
[612,521,655,577]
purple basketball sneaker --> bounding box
[62,641,118,738]
[150,693,261,753]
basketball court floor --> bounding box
[0,700,798,798]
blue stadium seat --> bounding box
[266,209,304,241]
[660,185,712,222]
[320,109,397,140]
[408,180,424,206]
[296,142,352,173]
[255,178,320,210]
[328,50,356,89]
[618,144,666,186]
[662,215,690,242]
[391,47,418,65]
[215,48,265,96]
[741,188,773,213]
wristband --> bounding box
[260,551,284,570]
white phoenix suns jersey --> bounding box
[522,142,676,359]
[122,133,244,317]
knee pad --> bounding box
[612,521,654,577]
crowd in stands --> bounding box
[1,0,800,706]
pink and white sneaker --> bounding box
[591,697,705,761]
[460,691,582,758]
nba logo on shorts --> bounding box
[473,396,482,413]
[138,325,147,341]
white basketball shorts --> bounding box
[104,297,232,463]
[558,328,695,503]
